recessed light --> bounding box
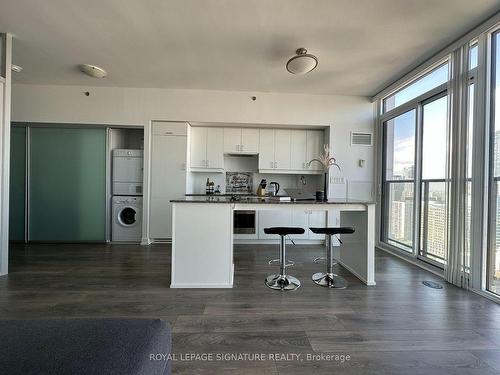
[78,64,107,78]
[11,64,23,73]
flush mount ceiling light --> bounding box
[286,48,318,75]
[11,64,23,73]
[78,64,107,78]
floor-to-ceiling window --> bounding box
[382,110,416,251]
[378,18,500,301]
[380,62,450,266]
[488,31,500,295]
[419,94,448,264]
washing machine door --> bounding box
[118,206,138,227]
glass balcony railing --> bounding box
[383,179,449,265]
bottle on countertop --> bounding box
[206,178,211,195]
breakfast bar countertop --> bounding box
[170,196,375,205]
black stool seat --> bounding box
[309,227,355,235]
[264,227,305,236]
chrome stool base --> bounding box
[312,272,347,289]
[268,259,294,267]
[265,274,301,291]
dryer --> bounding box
[112,149,143,195]
[112,196,142,242]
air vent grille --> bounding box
[351,132,373,146]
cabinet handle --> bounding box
[270,161,273,168]
[206,160,209,168]
[274,162,277,168]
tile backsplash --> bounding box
[187,154,323,195]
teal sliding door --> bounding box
[9,126,26,241]
[29,127,106,241]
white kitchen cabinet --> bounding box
[206,128,224,169]
[150,122,188,239]
[306,130,324,172]
[258,209,292,240]
[290,130,307,170]
[258,129,275,170]
[290,210,309,240]
[258,129,292,171]
[223,128,241,154]
[190,127,207,168]
[274,129,291,170]
[241,128,259,153]
[190,127,223,170]
[308,210,327,240]
[223,128,259,154]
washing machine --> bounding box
[112,196,143,242]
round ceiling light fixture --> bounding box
[286,48,318,75]
[78,64,107,78]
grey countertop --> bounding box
[171,196,375,205]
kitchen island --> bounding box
[170,196,376,288]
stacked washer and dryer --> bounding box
[111,149,144,242]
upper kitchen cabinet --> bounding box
[290,130,307,170]
[223,128,259,154]
[259,128,323,173]
[190,127,224,171]
[306,130,324,172]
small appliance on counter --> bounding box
[266,182,280,196]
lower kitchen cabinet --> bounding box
[257,209,327,240]
[258,210,292,240]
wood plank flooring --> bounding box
[2,243,500,374]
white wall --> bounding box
[1,34,12,275]
[12,83,375,243]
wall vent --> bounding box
[351,132,373,146]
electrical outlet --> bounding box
[330,176,345,184]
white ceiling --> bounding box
[1,0,499,96]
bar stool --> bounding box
[264,227,305,291]
[309,227,355,289]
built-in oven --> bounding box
[233,210,256,235]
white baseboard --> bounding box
[337,259,376,286]
[170,283,233,288]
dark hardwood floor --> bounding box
[2,243,500,374]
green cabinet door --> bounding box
[9,126,26,241]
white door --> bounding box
[290,210,309,239]
[150,135,187,238]
[190,127,207,168]
[274,129,291,170]
[290,130,307,170]
[306,130,324,172]
[241,128,259,154]
[223,128,241,154]
[258,129,275,170]
[206,127,224,169]
[308,210,327,240]
[258,210,292,240]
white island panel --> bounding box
[171,203,233,288]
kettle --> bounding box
[267,182,280,196]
